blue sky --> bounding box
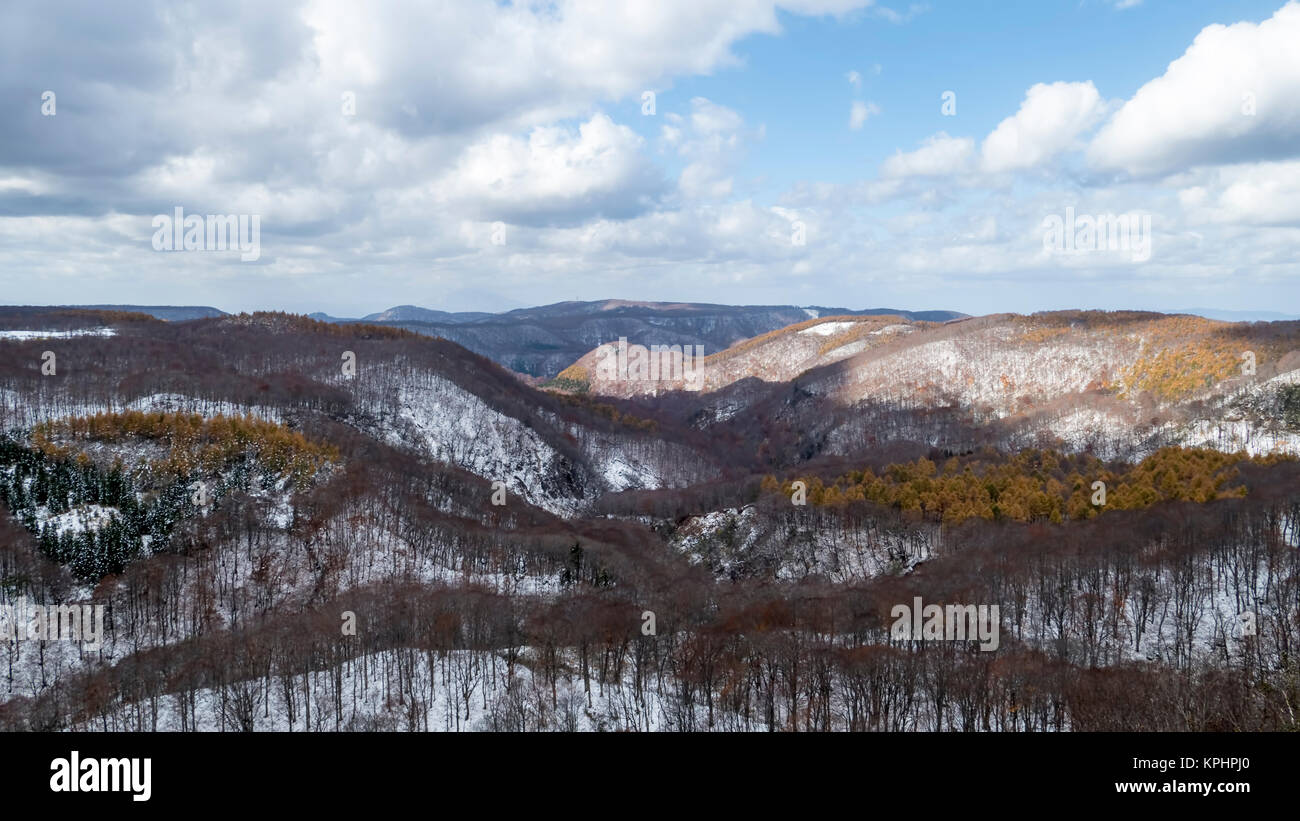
[2,0,1298,317]
[649,0,1283,195]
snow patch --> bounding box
[42,504,119,537]
[0,328,116,340]
[799,321,855,336]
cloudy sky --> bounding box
[2,0,1298,317]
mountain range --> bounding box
[305,300,968,378]
[72,300,963,378]
[1,302,1296,732]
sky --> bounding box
[1,0,1298,317]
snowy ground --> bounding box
[0,328,116,340]
[68,648,687,732]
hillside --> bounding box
[0,308,719,516]
[553,313,928,397]
[557,309,1300,466]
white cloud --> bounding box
[870,3,930,24]
[1178,160,1300,225]
[302,0,878,138]
[849,100,881,130]
[881,133,974,177]
[671,98,750,199]
[434,114,664,225]
[882,81,1103,179]
[1088,2,1300,175]
[980,81,1105,173]
[689,97,745,136]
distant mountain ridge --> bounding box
[58,305,227,321]
[1174,308,1300,323]
[361,305,495,323]
[316,300,967,377]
